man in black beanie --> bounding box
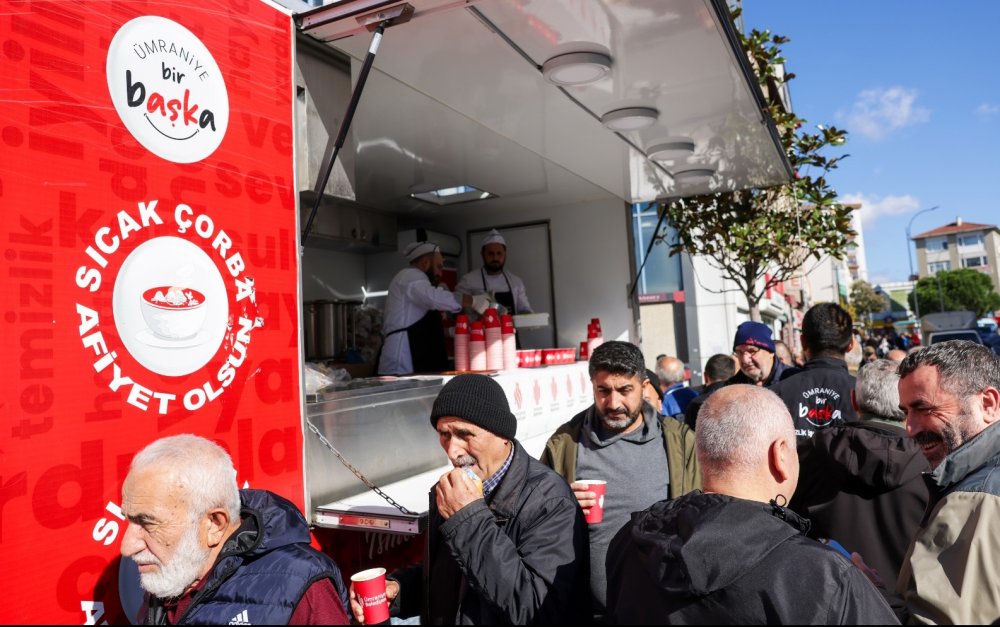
[348,374,589,625]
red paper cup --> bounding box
[501,314,515,334]
[351,567,390,624]
[579,479,607,524]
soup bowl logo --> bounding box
[140,286,208,340]
[106,16,228,163]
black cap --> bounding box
[430,374,517,440]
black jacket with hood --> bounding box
[789,420,929,586]
[605,491,898,625]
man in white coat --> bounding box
[379,241,488,375]
[456,229,533,316]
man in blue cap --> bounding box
[727,321,792,388]
[685,322,792,430]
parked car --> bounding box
[927,330,983,345]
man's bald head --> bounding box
[887,348,907,363]
[656,356,685,387]
[696,384,798,502]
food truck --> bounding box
[0,0,790,622]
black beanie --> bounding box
[430,374,517,440]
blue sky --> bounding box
[744,2,1000,286]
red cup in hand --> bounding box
[351,567,390,624]
[579,479,607,524]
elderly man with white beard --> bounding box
[120,434,349,625]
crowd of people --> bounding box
[118,301,1000,625]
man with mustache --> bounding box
[379,241,489,375]
[349,374,589,624]
[896,340,1000,624]
[456,229,533,316]
[120,435,349,625]
[541,340,701,621]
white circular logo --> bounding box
[112,237,228,376]
[106,16,229,163]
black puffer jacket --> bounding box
[391,441,589,625]
[770,356,857,440]
[789,420,929,586]
[605,491,898,625]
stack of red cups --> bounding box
[454,314,470,371]
[501,314,517,370]
[483,308,504,371]
[470,321,487,371]
[587,320,603,358]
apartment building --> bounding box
[912,218,1000,292]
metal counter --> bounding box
[304,364,594,535]
[305,377,447,534]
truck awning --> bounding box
[285,0,792,218]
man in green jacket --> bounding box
[541,340,701,621]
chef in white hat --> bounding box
[379,241,490,375]
[456,229,534,317]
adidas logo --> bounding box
[228,609,251,625]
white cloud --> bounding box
[841,192,921,226]
[838,87,930,140]
[976,103,1000,115]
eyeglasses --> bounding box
[734,347,761,358]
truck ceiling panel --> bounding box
[297,0,789,215]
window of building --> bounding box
[928,260,951,273]
[963,256,988,268]
[631,202,683,296]
[958,234,984,248]
[925,238,948,251]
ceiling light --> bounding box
[410,185,496,205]
[672,167,716,186]
[601,107,659,132]
[542,52,612,87]
[647,138,696,162]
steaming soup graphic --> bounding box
[140,286,208,340]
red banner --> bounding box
[0,1,300,622]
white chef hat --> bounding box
[481,229,506,249]
[404,240,439,262]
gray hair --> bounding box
[855,359,904,421]
[656,356,685,385]
[697,384,796,478]
[130,434,241,522]
[898,340,1000,399]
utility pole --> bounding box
[906,206,940,321]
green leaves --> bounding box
[911,269,1000,317]
[651,11,855,321]
[850,280,887,324]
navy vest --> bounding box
[145,490,348,625]
[175,544,346,625]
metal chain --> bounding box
[307,421,417,516]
